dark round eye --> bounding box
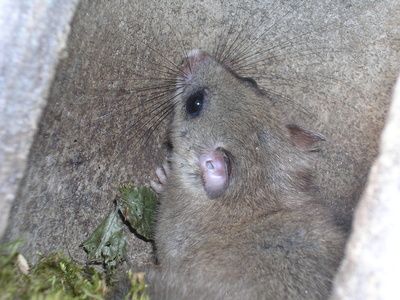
[185,90,205,116]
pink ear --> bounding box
[286,125,326,151]
[199,148,231,198]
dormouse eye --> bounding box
[185,89,205,116]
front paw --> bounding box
[150,163,170,194]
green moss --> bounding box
[0,240,107,299]
[1,185,157,299]
[124,271,149,300]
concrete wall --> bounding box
[332,73,400,300]
[0,0,78,239]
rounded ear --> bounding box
[286,124,326,151]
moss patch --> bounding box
[0,240,107,299]
[1,184,156,299]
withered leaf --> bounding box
[81,211,127,267]
[118,184,158,240]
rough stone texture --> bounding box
[331,75,400,300]
[0,0,399,295]
[0,0,78,238]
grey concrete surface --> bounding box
[0,0,78,238]
[331,75,400,300]
[0,0,399,297]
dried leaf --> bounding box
[81,211,127,266]
[118,184,158,240]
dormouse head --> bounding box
[169,50,324,209]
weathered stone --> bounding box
[331,75,400,300]
[0,0,78,238]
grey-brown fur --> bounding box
[147,52,346,299]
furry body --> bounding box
[146,51,346,299]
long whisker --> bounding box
[218,2,284,64]
[222,1,304,67]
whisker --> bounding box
[213,4,258,63]
[127,27,184,73]
[129,92,182,154]
[218,2,284,64]
[233,46,346,76]
[229,25,338,73]
[139,98,179,148]
[222,1,305,68]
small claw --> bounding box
[150,179,164,194]
[156,165,168,186]
[150,163,170,194]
